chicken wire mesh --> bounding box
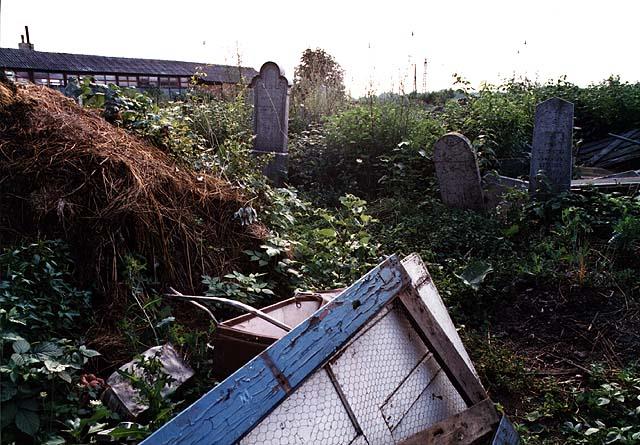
[239,302,468,445]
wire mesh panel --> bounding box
[240,368,359,445]
[240,301,468,444]
[389,368,467,441]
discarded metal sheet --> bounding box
[142,254,507,445]
[212,290,342,378]
[103,344,194,419]
[491,415,521,445]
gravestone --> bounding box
[529,97,574,194]
[433,133,485,211]
[249,62,290,183]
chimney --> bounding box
[18,26,34,50]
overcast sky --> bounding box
[1,0,638,96]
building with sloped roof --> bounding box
[1,33,257,97]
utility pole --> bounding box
[422,58,428,93]
[413,63,417,94]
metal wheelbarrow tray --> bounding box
[212,289,342,379]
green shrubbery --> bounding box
[0,241,104,444]
[291,76,640,198]
[290,99,444,202]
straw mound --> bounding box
[0,82,265,300]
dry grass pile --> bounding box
[0,82,265,301]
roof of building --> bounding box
[0,47,258,84]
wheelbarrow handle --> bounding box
[168,287,292,332]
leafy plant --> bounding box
[203,271,275,305]
[117,354,178,430]
[0,241,102,443]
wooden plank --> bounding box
[578,139,610,157]
[599,148,640,168]
[401,254,479,378]
[608,132,640,147]
[399,287,487,405]
[589,135,628,165]
[578,129,640,160]
[141,255,409,445]
[571,176,640,188]
[399,399,499,445]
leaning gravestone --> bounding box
[249,62,290,184]
[529,97,574,194]
[433,133,485,211]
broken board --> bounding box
[142,254,514,445]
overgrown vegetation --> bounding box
[0,241,104,444]
[2,49,640,444]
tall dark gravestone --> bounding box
[529,98,574,194]
[433,133,485,211]
[249,62,290,183]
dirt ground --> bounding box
[486,284,639,417]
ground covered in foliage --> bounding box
[1,72,640,444]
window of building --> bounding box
[180,77,191,88]
[16,71,30,83]
[33,72,49,85]
[118,75,138,87]
[4,70,31,84]
[138,76,159,88]
[159,77,180,88]
[49,73,64,87]
[92,74,117,85]
[32,72,66,87]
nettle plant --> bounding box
[0,241,102,443]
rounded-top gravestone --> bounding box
[250,62,290,154]
[249,62,290,184]
[433,133,485,211]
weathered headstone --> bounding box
[529,97,574,194]
[249,62,290,183]
[483,172,529,209]
[433,133,485,211]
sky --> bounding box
[1,0,639,97]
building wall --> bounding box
[3,69,199,97]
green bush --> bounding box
[0,241,104,444]
[289,99,445,203]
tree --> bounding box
[291,48,346,126]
